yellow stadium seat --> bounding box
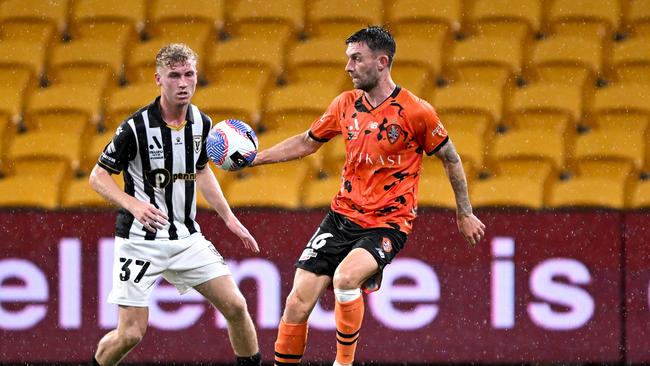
[0,0,68,36]
[62,172,124,209]
[430,84,504,127]
[548,160,634,209]
[0,159,69,209]
[392,65,434,97]
[149,0,224,35]
[508,83,584,125]
[490,126,566,170]
[225,160,310,208]
[546,0,621,40]
[49,39,125,91]
[439,112,490,169]
[387,0,463,40]
[27,84,103,126]
[528,35,604,88]
[193,85,261,127]
[69,0,145,45]
[106,84,159,130]
[472,159,553,209]
[84,129,112,173]
[609,36,650,84]
[468,0,543,41]
[629,178,650,208]
[394,36,446,85]
[590,83,650,116]
[0,114,13,174]
[0,67,33,123]
[205,37,284,92]
[625,0,650,36]
[286,38,348,87]
[301,170,341,208]
[418,157,474,209]
[228,0,305,42]
[449,35,525,88]
[263,83,340,131]
[574,113,648,170]
[306,0,383,39]
[0,41,47,81]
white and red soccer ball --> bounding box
[206,119,258,171]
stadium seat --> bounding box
[61,172,124,208]
[417,157,474,209]
[0,114,12,174]
[528,35,604,89]
[387,0,463,40]
[84,129,113,173]
[0,67,33,123]
[228,0,305,42]
[609,36,650,84]
[468,0,543,41]
[148,0,224,36]
[490,125,566,170]
[438,112,490,169]
[590,83,650,117]
[193,85,261,127]
[69,0,145,46]
[263,83,340,132]
[0,41,47,82]
[392,65,434,97]
[0,159,69,209]
[49,38,125,92]
[205,37,284,92]
[286,38,348,87]
[429,84,504,128]
[624,0,650,36]
[472,159,553,209]
[548,160,634,209]
[449,35,525,89]
[27,84,103,126]
[301,168,342,208]
[508,83,584,125]
[306,0,383,40]
[225,160,310,208]
[629,178,650,208]
[393,36,446,89]
[574,113,648,170]
[105,84,159,130]
[0,0,68,38]
[546,0,621,40]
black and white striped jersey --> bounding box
[98,96,212,240]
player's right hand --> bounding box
[129,199,169,232]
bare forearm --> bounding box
[89,165,134,210]
[252,131,321,166]
[196,168,235,221]
[435,141,473,217]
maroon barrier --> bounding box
[0,209,639,363]
[625,212,650,364]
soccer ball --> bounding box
[206,119,258,171]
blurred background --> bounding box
[0,0,649,365]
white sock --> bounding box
[333,361,351,366]
[334,288,361,303]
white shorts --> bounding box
[108,232,231,307]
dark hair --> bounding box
[346,26,396,66]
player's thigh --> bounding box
[285,268,331,313]
[194,275,246,315]
[116,305,149,338]
[334,247,379,288]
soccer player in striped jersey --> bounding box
[88,44,261,366]
[252,27,486,365]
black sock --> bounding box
[236,351,261,366]
[90,356,100,366]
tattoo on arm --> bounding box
[436,141,473,216]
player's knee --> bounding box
[332,270,360,290]
[283,293,311,323]
[221,293,249,322]
[120,326,146,349]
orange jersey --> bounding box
[309,86,448,234]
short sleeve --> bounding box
[417,101,449,155]
[97,122,137,174]
[308,93,346,142]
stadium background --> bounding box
[1,0,649,364]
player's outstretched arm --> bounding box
[250,131,323,167]
[434,139,486,245]
[89,165,169,232]
[195,167,259,253]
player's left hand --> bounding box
[225,216,260,253]
[457,213,486,246]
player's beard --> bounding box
[353,75,379,93]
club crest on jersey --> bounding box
[193,135,202,153]
[387,124,401,144]
[382,237,393,252]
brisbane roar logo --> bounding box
[387,124,402,144]
[382,237,393,252]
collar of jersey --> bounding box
[360,85,402,112]
[147,96,195,128]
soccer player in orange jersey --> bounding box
[251,26,486,366]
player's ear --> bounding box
[377,54,390,71]
[154,72,161,86]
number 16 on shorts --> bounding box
[119,257,151,283]
[300,229,333,261]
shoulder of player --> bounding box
[333,89,363,107]
[399,89,437,120]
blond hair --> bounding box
[155,43,197,70]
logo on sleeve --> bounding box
[193,135,202,153]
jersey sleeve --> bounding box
[308,93,346,142]
[97,122,137,174]
[416,100,449,155]
[196,112,212,170]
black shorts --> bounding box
[296,210,407,291]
